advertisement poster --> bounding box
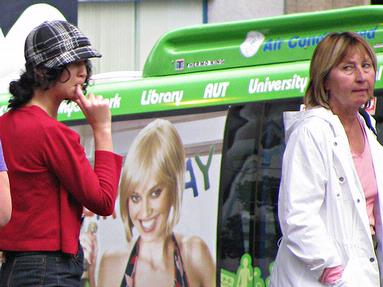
[76,112,226,287]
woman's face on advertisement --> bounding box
[128,177,172,242]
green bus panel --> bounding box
[0,6,383,123]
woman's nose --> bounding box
[142,199,153,217]
[355,66,366,82]
[78,62,87,79]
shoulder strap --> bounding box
[120,237,140,287]
[173,234,189,287]
[359,109,377,136]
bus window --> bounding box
[218,98,302,286]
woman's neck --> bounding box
[330,104,360,132]
[338,112,360,134]
[27,89,62,118]
[336,110,365,154]
[138,235,173,267]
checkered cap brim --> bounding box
[24,20,101,68]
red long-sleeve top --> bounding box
[0,105,122,254]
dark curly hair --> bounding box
[8,60,92,110]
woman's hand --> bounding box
[74,85,113,151]
[74,85,111,132]
[319,266,344,285]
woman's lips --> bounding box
[140,217,156,232]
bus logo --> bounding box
[240,31,265,58]
[175,59,185,71]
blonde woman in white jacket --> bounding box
[270,32,383,287]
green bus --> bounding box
[1,5,383,287]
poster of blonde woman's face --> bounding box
[128,177,172,242]
[78,114,223,287]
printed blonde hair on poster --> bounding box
[119,118,186,241]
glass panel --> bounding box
[218,98,302,285]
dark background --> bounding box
[0,0,77,36]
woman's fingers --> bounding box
[74,85,104,108]
[74,85,88,111]
[73,85,111,130]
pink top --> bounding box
[352,121,378,233]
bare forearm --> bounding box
[0,172,11,227]
[93,128,113,152]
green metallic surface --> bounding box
[143,5,383,77]
[1,5,383,122]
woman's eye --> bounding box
[130,194,141,203]
[343,65,353,71]
[75,60,86,66]
[362,62,372,69]
[151,188,162,198]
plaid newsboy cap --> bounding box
[24,20,101,69]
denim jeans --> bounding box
[0,245,84,287]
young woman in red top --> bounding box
[0,20,122,286]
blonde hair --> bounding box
[119,119,185,241]
[304,32,377,109]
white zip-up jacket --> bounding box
[270,107,383,287]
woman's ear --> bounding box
[33,67,45,82]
